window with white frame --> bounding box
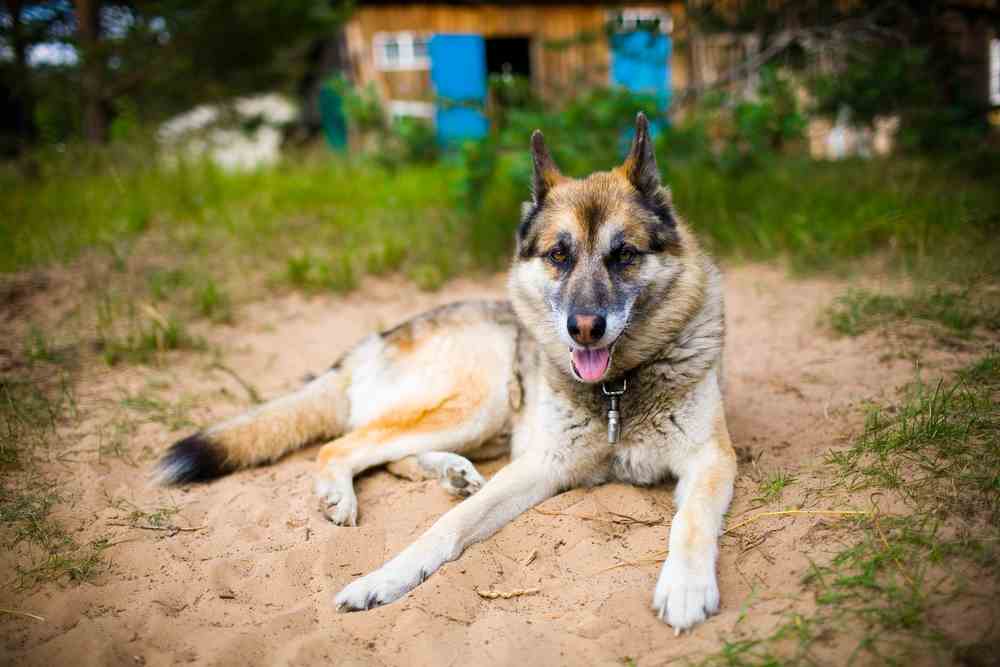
[373,32,431,71]
[608,9,674,34]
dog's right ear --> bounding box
[530,130,563,204]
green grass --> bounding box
[3,143,998,287]
[829,286,1000,338]
[668,158,999,276]
[195,278,233,323]
[95,293,205,366]
[1,143,464,285]
[0,478,109,590]
[754,470,796,505]
[283,250,357,293]
[702,351,1000,665]
[106,495,182,529]
[831,353,1000,520]
[119,388,195,433]
[1,369,75,469]
[0,333,109,590]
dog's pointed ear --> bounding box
[530,130,563,203]
[622,112,660,197]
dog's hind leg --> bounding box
[314,385,510,526]
[154,367,350,485]
[386,452,486,497]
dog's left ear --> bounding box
[622,113,677,251]
[622,112,660,198]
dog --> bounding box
[155,113,736,633]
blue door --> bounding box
[429,34,489,146]
[611,31,672,112]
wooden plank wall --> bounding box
[344,3,688,105]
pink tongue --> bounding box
[572,348,610,381]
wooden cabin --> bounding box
[331,1,999,146]
[341,2,700,140]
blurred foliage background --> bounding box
[2,0,999,294]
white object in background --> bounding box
[826,105,852,160]
[234,94,298,125]
[387,100,435,122]
[990,38,1000,106]
[873,116,900,156]
[158,93,298,171]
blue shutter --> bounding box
[429,34,489,145]
[611,31,672,112]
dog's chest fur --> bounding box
[510,308,723,489]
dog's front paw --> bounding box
[334,565,422,612]
[314,476,358,526]
[441,458,485,497]
[652,555,720,634]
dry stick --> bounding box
[593,509,873,574]
[724,509,870,535]
[106,522,207,533]
[533,507,663,527]
[0,608,46,622]
[477,588,540,600]
[209,362,264,405]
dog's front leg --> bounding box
[653,413,737,633]
[334,452,562,612]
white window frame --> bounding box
[373,32,431,72]
[608,9,674,34]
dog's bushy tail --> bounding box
[153,369,349,485]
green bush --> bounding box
[327,77,385,135]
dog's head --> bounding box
[509,113,700,384]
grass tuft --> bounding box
[829,286,1000,338]
[0,372,74,469]
[195,279,233,323]
[754,470,796,505]
[0,480,109,590]
[284,251,358,293]
[96,297,204,366]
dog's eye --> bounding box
[546,247,570,266]
[609,246,637,268]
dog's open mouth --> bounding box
[571,346,612,382]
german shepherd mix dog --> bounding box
[155,113,736,633]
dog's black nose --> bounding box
[568,312,606,345]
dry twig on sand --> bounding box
[532,507,663,527]
[476,588,541,600]
[106,522,208,536]
[0,607,46,622]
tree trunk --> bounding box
[5,0,36,149]
[74,0,108,143]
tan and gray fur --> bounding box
[155,113,736,633]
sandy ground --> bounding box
[0,264,981,666]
